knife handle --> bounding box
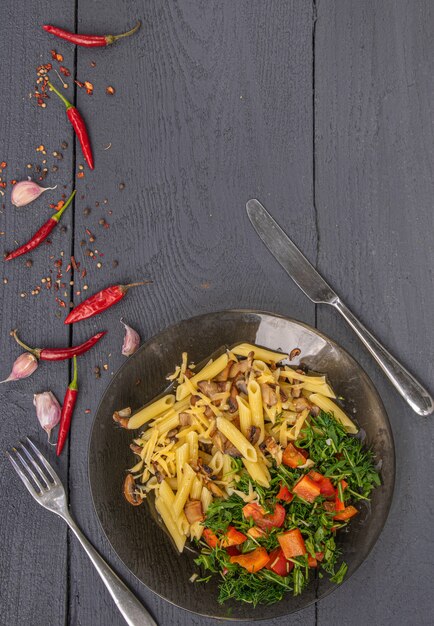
[333,299,433,416]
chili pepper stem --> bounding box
[11,329,40,358]
[53,189,76,222]
[70,356,78,390]
[107,20,141,44]
[121,280,153,293]
[47,80,73,109]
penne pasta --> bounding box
[232,343,287,363]
[216,417,257,462]
[176,354,229,400]
[155,497,186,552]
[236,395,252,437]
[172,463,196,518]
[242,458,270,488]
[308,393,358,434]
[128,394,176,430]
[247,380,265,443]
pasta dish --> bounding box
[115,343,380,605]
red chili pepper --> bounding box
[47,82,94,169]
[43,21,141,47]
[64,281,152,324]
[5,190,76,261]
[12,329,106,361]
[56,356,78,456]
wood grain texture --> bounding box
[314,1,434,625]
[0,2,75,626]
[67,1,316,625]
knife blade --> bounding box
[246,198,338,304]
[246,197,434,416]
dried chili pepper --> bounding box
[12,329,106,361]
[64,281,152,324]
[56,356,78,456]
[5,189,76,261]
[43,21,141,47]
[47,82,94,169]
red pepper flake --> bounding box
[84,409,91,414]
[77,171,85,178]
[71,256,78,271]
[10,180,17,185]
[106,86,115,95]
[65,263,71,273]
[84,81,94,95]
[75,80,85,88]
[0,161,7,168]
[56,297,66,308]
[59,66,71,77]
[36,145,45,153]
[0,182,6,188]
[81,269,87,278]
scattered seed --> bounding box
[25,259,33,268]
[3,278,8,284]
[83,284,88,290]
[112,260,118,268]
[106,86,116,95]
[119,182,125,190]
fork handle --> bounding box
[64,514,157,626]
[333,299,434,416]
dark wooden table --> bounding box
[1,1,433,625]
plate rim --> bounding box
[87,308,396,620]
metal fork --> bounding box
[7,438,157,626]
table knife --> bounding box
[246,198,433,416]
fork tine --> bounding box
[20,442,51,487]
[14,448,46,492]
[25,437,61,485]
[7,451,41,497]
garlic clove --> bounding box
[33,391,62,441]
[11,179,57,207]
[0,352,38,383]
[121,318,140,356]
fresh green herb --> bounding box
[194,410,380,606]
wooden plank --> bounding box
[315,0,434,624]
[68,0,316,624]
[0,1,75,625]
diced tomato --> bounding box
[266,547,294,577]
[319,477,335,497]
[220,525,247,547]
[316,551,324,562]
[308,555,318,568]
[202,528,219,548]
[257,503,286,529]
[243,502,286,529]
[308,470,323,482]
[341,479,348,490]
[308,470,336,498]
[282,443,306,468]
[278,528,307,559]
[333,505,358,521]
[242,502,265,522]
[277,484,294,502]
[225,545,241,557]
[247,526,266,539]
[230,547,269,573]
[292,475,321,503]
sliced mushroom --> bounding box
[152,461,165,483]
[207,480,225,498]
[198,441,213,455]
[197,380,220,400]
[179,412,191,427]
[113,411,129,429]
[247,425,261,445]
[184,499,204,524]
[235,378,248,395]
[204,406,215,419]
[215,360,235,382]
[279,389,288,402]
[130,443,143,455]
[260,383,278,406]
[294,397,312,412]
[211,430,227,453]
[289,348,301,361]
[123,474,143,506]
[264,436,283,465]
[310,404,320,417]
[224,440,242,458]
[184,368,194,379]
[190,395,200,407]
